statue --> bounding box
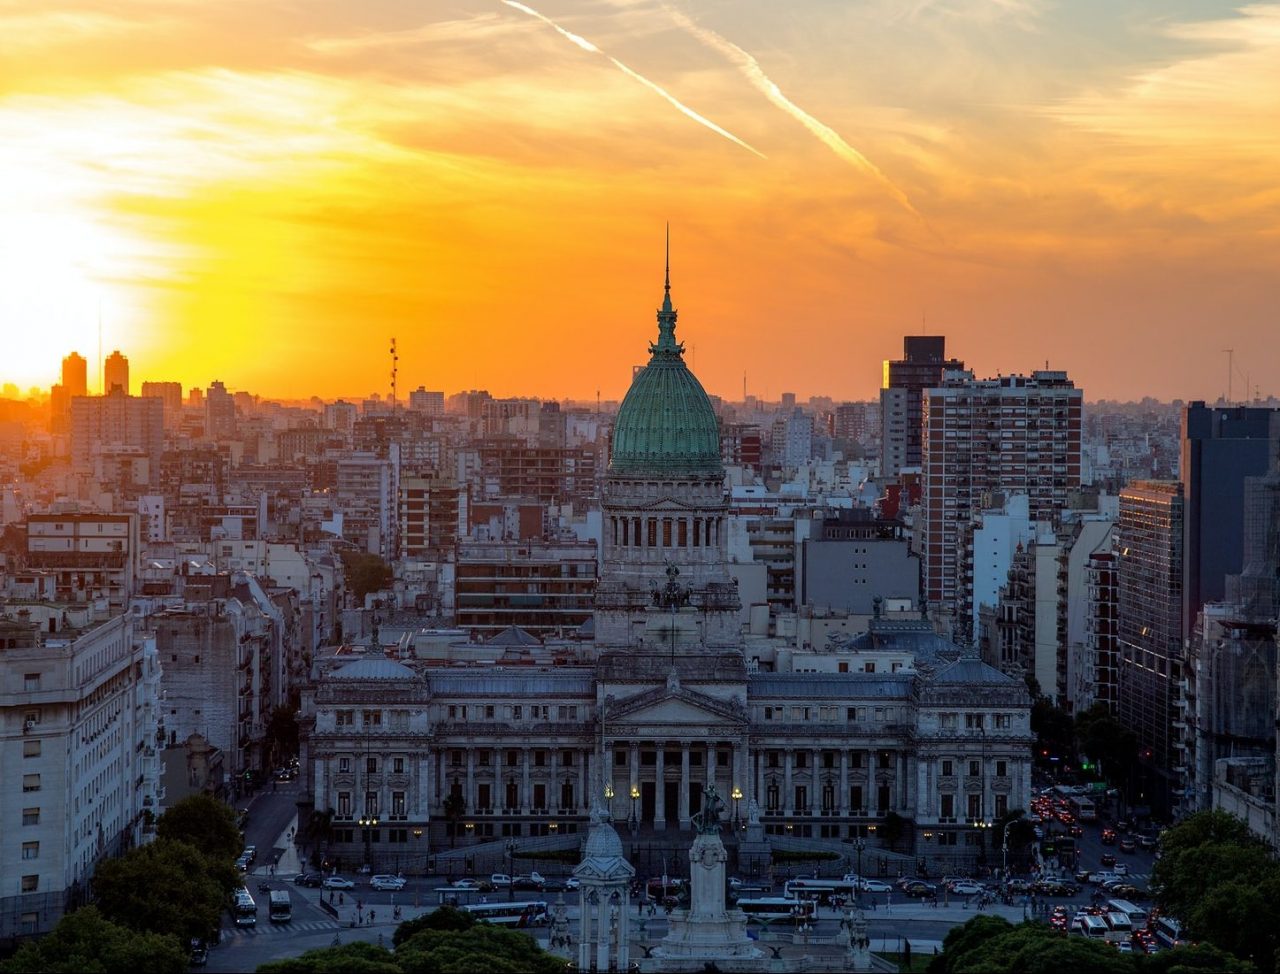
[746,797,761,826]
[690,785,725,835]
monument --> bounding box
[648,785,764,970]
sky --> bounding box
[1,0,1277,404]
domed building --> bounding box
[595,252,741,650]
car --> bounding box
[901,880,936,898]
[513,877,544,892]
[370,874,406,891]
[1109,884,1142,899]
[1074,870,1093,884]
[243,845,257,863]
[1101,829,1117,845]
[1100,853,1116,868]
[489,873,513,888]
[530,871,546,885]
[294,872,323,888]
[451,878,480,889]
[1138,833,1158,850]
[1119,837,1136,853]
[565,877,581,891]
[323,876,356,890]
[541,879,569,893]
[1116,941,1134,954]
[189,938,209,967]
[235,855,250,872]
[1112,863,1128,876]
[948,882,986,896]
[1069,824,1084,837]
[859,880,892,894]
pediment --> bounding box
[608,685,745,727]
[635,498,700,512]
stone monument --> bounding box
[648,785,763,971]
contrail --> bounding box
[501,0,765,159]
[663,4,920,218]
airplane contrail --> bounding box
[501,0,765,159]
[663,4,921,219]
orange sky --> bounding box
[2,0,1278,404]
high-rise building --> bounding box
[920,370,1083,627]
[1116,480,1183,808]
[69,391,165,482]
[103,349,129,395]
[141,381,183,428]
[61,352,87,398]
[1180,402,1280,636]
[880,336,964,478]
[408,387,445,416]
[205,380,236,438]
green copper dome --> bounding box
[611,255,722,476]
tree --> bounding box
[1031,698,1075,764]
[1075,702,1137,786]
[0,906,187,974]
[927,915,1013,974]
[156,794,242,865]
[1159,810,1257,856]
[952,924,1131,974]
[257,941,401,974]
[395,925,564,974]
[993,809,1035,854]
[342,552,393,605]
[1184,878,1280,973]
[392,905,475,947]
[92,839,236,942]
[443,791,466,849]
[879,811,907,852]
[1137,943,1255,973]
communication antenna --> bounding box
[1222,349,1234,403]
[98,304,103,396]
[389,337,398,407]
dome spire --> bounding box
[655,223,681,354]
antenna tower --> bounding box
[389,337,399,407]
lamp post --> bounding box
[630,784,640,833]
[359,812,379,871]
[853,837,866,908]
[1000,824,1012,898]
[972,818,992,872]
[506,839,517,901]
[604,782,614,822]
[731,785,743,828]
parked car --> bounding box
[235,855,251,873]
[1112,862,1128,876]
[512,876,544,892]
[243,845,257,864]
[323,876,356,890]
[541,879,569,893]
[489,874,513,888]
[370,875,406,891]
[451,878,481,889]
[294,872,323,888]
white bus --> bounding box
[1069,796,1098,822]
[1105,899,1147,926]
[736,898,817,925]
[1154,915,1186,949]
[1073,914,1109,940]
[232,889,257,927]
[1104,912,1132,942]
[268,889,292,923]
[782,878,858,903]
[462,901,549,927]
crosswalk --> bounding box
[220,919,338,940]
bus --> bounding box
[1104,912,1132,942]
[736,898,817,925]
[268,890,292,923]
[1072,914,1109,940]
[462,901,550,927]
[1154,915,1186,949]
[232,889,257,927]
[1105,899,1147,927]
[782,878,859,903]
[1069,796,1098,822]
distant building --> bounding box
[61,353,87,398]
[454,539,597,638]
[408,387,444,417]
[103,349,129,395]
[141,381,183,429]
[398,475,466,558]
[25,512,140,608]
[796,508,919,615]
[880,336,963,478]
[205,380,236,439]
[69,390,165,478]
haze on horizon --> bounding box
[2,0,1277,405]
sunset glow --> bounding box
[2,0,1278,402]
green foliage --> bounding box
[92,839,233,942]
[396,925,564,974]
[257,941,401,974]
[1137,943,1255,973]
[1075,702,1137,785]
[342,551,393,604]
[880,810,907,850]
[1159,810,1257,857]
[952,924,1131,974]
[392,905,476,946]
[994,809,1036,851]
[0,906,187,974]
[927,915,1013,974]
[1031,698,1075,758]
[156,794,242,865]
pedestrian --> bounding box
[370,910,376,925]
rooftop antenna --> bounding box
[1222,348,1234,403]
[389,337,398,407]
[97,303,103,396]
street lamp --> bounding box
[972,818,992,872]
[412,828,423,890]
[630,784,640,831]
[853,838,866,908]
[731,785,743,827]
[359,812,379,870]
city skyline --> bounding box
[3,1,1278,403]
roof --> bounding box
[485,626,543,647]
[331,655,417,682]
[609,261,721,476]
[748,673,914,699]
[928,655,1019,685]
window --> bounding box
[366,757,378,774]
[718,750,730,767]
[506,750,519,767]
[392,791,406,817]
[994,714,1011,729]
[478,750,490,767]
[877,785,890,814]
[22,774,39,793]
[767,752,779,768]
[941,760,954,777]
[448,706,457,719]
[795,752,807,769]
[513,705,523,720]
[450,750,463,767]
[878,751,892,770]
[863,661,876,673]
[21,876,37,893]
[338,757,351,773]
[362,710,382,726]
[561,750,575,767]
[996,760,1007,777]
[338,793,351,817]
[968,760,980,777]
[336,710,354,726]
[764,707,776,720]
[850,785,864,812]
[941,713,958,730]
[22,808,39,826]
[535,750,547,767]
[365,791,378,816]
[995,794,1008,817]
[23,740,40,758]
[967,794,982,820]
[965,713,984,730]
[850,752,864,769]
[23,710,39,726]
[393,757,405,774]
[23,673,39,691]
[940,793,955,819]
[21,842,38,860]
[484,705,495,719]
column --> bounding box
[783,749,794,815]
[582,748,593,810]
[629,742,640,821]
[705,743,715,789]
[754,750,763,810]
[654,746,666,831]
[839,750,849,817]
[679,745,691,827]
[811,748,821,815]
[465,749,475,816]
[521,747,531,814]
[578,890,592,973]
